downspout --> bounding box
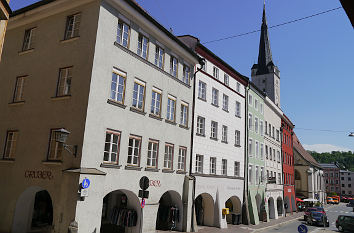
[189,58,204,232]
[243,83,250,225]
[280,124,285,216]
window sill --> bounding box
[18,49,34,55]
[60,36,80,44]
[221,140,228,144]
[196,133,205,137]
[130,107,146,116]
[125,165,142,171]
[107,99,126,109]
[222,109,229,113]
[211,103,219,108]
[176,170,187,174]
[42,160,62,165]
[234,144,241,147]
[179,124,189,130]
[165,119,177,125]
[162,169,175,173]
[100,163,121,169]
[198,97,206,102]
[8,101,25,106]
[149,113,162,121]
[0,158,15,163]
[51,95,71,101]
[235,115,241,118]
[210,137,218,141]
[145,167,159,172]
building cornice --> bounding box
[1,0,11,18]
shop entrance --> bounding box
[255,194,262,221]
[268,197,275,219]
[285,196,291,213]
[195,193,214,226]
[156,190,183,231]
[225,196,241,225]
[277,197,283,216]
[100,189,140,233]
[291,195,296,212]
[12,186,53,233]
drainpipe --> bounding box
[243,83,250,225]
[189,58,205,232]
[280,125,285,217]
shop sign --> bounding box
[288,188,291,192]
[149,180,161,187]
[25,170,53,180]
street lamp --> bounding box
[348,132,354,137]
[53,128,78,156]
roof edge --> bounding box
[11,0,55,17]
[1,0,12,14]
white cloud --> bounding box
[303,144,353,153]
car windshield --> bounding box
[316,207,324,211]
[307,208,317,212]
[312,212,322,217]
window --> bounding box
[13,76,26,102]
[182,65,191,85]
[222,94,229,111]
[170,56,178,77]
[64,13,81,40]
[211,121,218,139]
[265,145,268,159]
[277,151,280,163]
[248,139,253,156]
[132,81,145,111]
[248,94,252,106]
[110,70,126,104]
[195,154,203,173]
[235,130,241,146]
[57,67,72,97]
[248,113,253,130]
[265,121,268,135]
[178,147,186,171]
[180,103,189,127]
[261,167,264,183]
[166,96,176,122]
[3,131,18,159]
[210,157,216,174]
[154,46,164,68]
[260,143,264,160]
[260,121,264,136]
[202,60,207,71]
[147,140,159,168]
[103,131,120,164]
[255,117,259,133]
[198,81,206,100]
[235,101,241,117]
[196,116,205,136]
[349,184,352,187]
[222,159,227,175]
[150,89,162,116]
[48,129,63,160]
[260,103,263,114]
[268,123,271,136]
[255,141,259,158]
[342,184,345,187]
[349,177,352,181]
[269,147,272,160]
[256,166,259,184]
[236,82,240,93]
[224,74,229,86]
[255,99,258,111]
[273,149,276,161]
[117,20,129,47]
[272,127,275,139]
[278,173,281,184]
[137,34,148,59]
[249,165,253,184]
[22,27,36,51]
[213,66,219,79]
[234,161,240,177]
[212,88,219,106]
[127,136,141,166]
[222,125,228,143]
[164,144,174,169]
[276,130,280,141]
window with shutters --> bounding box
[64,13,81,40]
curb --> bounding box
[251,215,303,232]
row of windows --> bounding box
[265,144,281,163]
[196,116,241,146]
[195,154,241,177]
[201,60,242,94]
[248,138,264,159]
[342,190,353,195]
[340,176,352,181]
[110,69,189,127]
[283,132,292,147]
[341,183,352,188]
[265,120,280,142]
[198,80,242,117]
[248,94,264,114]
[248,113,264,135]
[283,151,293,166]
[248,164,265,185]
[283,172,294,185]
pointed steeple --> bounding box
[256,3,274,75]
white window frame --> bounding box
[177,147,186,171]
[211,121,218,139]
[147,140,159,168]
[255,99,258,111]
[196,116,205,136]
[198,81,206,100]
[255,141,259,158]
[164,143,174,169]
[248,113,253,130]
[166,96,176,122]
[195,154,203,173]
[248,94,253,106]
[57,67,73,97]
[235,101,241,117]
[260,120,264,136]
[222,159,227,176]
[170,56,178,77]
[127,136,141,166]
[222,125,228,143]
[132,80,146,111]
[110,70,126,104]
[234,161,240,177]
[235,130,241,146]
[222,94,229,111]
[182,65,191,85]
[150,88,162,116]
[213,66,219,79]
[137,34,149,59]
[236,82,241,93]
[154,46,164,68]
[103,130,121,164]
[260,143,264,160]
[224,74,229,86]
[255,117,259,133]
[210,157,216,174]
[22,27,36,51]
[248,139,253,156]
[117,19,130,48]
[65,13,81,40]
[180,102,189,127]
[13,76,26,102]
[3,131,18,159]
[212,88,219,106]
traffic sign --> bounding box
[139,176,149,190]
[298,224,308,233]
[141,198,146,208]
[82,178,90,189]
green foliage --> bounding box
[308,151,354,171]
[314,202,321,207]
[328,192,337,196]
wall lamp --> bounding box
[53,128,78,157]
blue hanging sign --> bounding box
[82,178,90,189]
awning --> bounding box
[296,198,304,202]
[303,198,318,202]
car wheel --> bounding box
[338,225,343,232]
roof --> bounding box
[1,0,12,15]
[10,0,199,61]
[319,163,340,169]
[293,132,321,168]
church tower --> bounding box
[251,4,281,107]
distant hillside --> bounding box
[308,151,354,171]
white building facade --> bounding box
[340,170,354,196]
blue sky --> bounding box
[10,0,354,152]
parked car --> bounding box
[347,199,354,207]
[307,211,329,227]
[327,197,335,204]
[332,196,340,204]
[336,215,354,232]
[304,207,319,221]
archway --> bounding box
[268,197,275,219]
[100,189,140,233]
[225,196,241,225]
[291,195,296,212]
[284,196,291,213]
[195,193,214,226]
[255,194,262,221]
[277,197,283,216]
[156,190,183,231]
[12,187,53,233]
